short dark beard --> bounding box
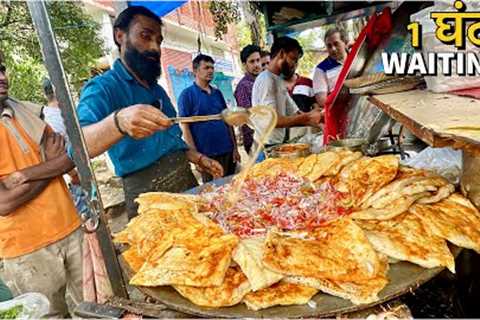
[0,98,7,115]
[0,95,7,107]
[124,39,161,85]
[280,60,295,79]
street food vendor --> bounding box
[75,6,223,219]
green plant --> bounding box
[208,1,241,40]
[0,305,23,319]
[236,4,267,49]
[0,1,105,103]
[296,31,318,77]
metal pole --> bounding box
[27,0,128,298]
[461,150,480,209]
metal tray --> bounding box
[122,176,462,318]
[122,257,459,318]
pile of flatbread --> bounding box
[114,150,480,310]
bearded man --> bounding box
[251,36,323,147]
[75,6,223,219]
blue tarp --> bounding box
[128,1,187,17]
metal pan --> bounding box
[270,143,312,159]
[326,138,368,153]
[120,177,462,318]
[121,247,461,318]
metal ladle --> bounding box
[169,107,250,126]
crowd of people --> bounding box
[0,5,349,316]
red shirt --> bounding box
[288,75,315,112]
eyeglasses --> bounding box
[0,65,6,74]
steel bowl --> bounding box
[326,138,368,153]
[270,143,311,159]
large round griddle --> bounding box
[123,257,457,318]
[123,176,461,318]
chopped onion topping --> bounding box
[201,173,353,238]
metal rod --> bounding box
[27,0,128,298]
[170,114,222,124]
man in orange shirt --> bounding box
[0,53,83,316]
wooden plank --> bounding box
[368,90,480,155]
[95,219,129,298]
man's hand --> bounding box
[233,148,241,163]
[2,172,27,190]
[306,109,324,128]
[116,104,172,139]
[44,133,66,160]
[68,170,81,185]
[197,155,224,179]
[314,93,327,108]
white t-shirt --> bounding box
[251,70,299,145]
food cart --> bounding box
[27,0,480,318]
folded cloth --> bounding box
[452,87,480,100]
[0,278,13,302]
[83,231,113,304]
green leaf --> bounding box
[0,305,24,319]
[0,1,105,102]
[208,1,240,40]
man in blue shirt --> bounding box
[75,7,223,219]
[178,54,240,182]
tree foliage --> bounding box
[237,2,266,50]
[208,1,240,40]
[296,31,319,78]
[0,1,105,103]
[236,20,252,51]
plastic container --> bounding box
[0,293,50,319]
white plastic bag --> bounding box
[0,293,50,319]
[410,1,480,92]
[401,147,463,184]
[297,132,324,154]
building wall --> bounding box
[161,46,237,107]
[161,48,192,73]
[163,1,238,51]
[161,47,193,105]
[82,0,242,107]
[160,1,242,106]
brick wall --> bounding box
[160,1,240,102]
[161,48,193,72]
[163,1,238,51]
[165,1,215,37]
[161,47,194,103]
